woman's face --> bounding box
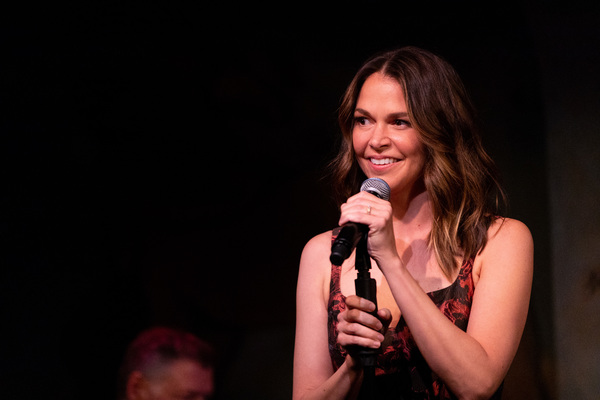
[352,72,426,198]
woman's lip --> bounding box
[369,157,400,165]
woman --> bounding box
[293,47,533,399]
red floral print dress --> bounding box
[327,234,503,399]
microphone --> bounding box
[330,178,391,266]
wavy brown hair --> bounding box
[329,47,506,278]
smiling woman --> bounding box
[351,73,427,209]
[293,47,533,399]
[331,47,505,280]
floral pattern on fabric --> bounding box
[327,232,493,399]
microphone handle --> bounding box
[330,223,366,266]
[353,232,379,366]
[353,233,378,399]
[355,270,378,311]
[353,270,379,366]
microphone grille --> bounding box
[360,178,391,201]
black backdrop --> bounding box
[4,2,594,399]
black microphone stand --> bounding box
[353,230,379,399]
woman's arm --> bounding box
[293,232,365,400]
[336,192,533,398]
[380,218,533,399]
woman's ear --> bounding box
[125,370,149,400]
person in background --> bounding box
[293,47,533,399]
[117,326,215,400]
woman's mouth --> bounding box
[370,158,399,165]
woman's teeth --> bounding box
[371,158,398,165]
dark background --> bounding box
[2,2,598,399]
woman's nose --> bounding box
[368,125,391,149]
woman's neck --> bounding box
[391,184,433,240]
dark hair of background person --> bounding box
[116,326,215,400]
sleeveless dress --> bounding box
[327,234,503,399]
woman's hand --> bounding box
[338,191,399,265]
[337,295,392,350]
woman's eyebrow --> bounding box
[354,108,409,119]
[389,112,409,119]
[354,108,372,117]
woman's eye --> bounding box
[354,116,369,126]
[393,119,410,127]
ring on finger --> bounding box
[366,205,372,215]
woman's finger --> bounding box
[338,307,383,332]
[337,314,385,348]
[338,329,383,349]
[344,295,376,313]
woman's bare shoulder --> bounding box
[297,230,335,309]
[474,218,533,282]
[479,217,534,274]
[299,230,334,273]
[487,217,533,250]
[302,230,334,256]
